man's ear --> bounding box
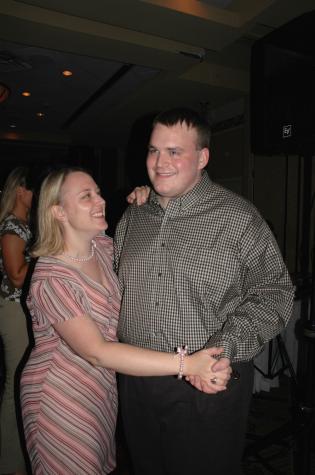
[198,148,210,170]
[51,205,67,222]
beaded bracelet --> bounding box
[176,345,188,379]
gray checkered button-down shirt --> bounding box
[114,172,294,362]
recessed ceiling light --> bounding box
[36,112,45,118]
[9,124,16,128]
[62,70,73,77]
[22,91,31,97]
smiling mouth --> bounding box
[156,172,174,178]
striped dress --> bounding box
[20,235,121,474]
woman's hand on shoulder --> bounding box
[126,186,151,205]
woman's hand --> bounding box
[126,186,151,205]
[185,347,232,394]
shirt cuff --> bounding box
[205,335,237,361]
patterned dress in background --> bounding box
[0,213,32,301]
[0,213,32,473]
[20,235,121,475]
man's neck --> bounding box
[157,195,170,209]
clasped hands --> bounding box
[186,347,232,394]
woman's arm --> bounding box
[1,234,29,288]
[53,314,230,388]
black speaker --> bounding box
[250,11,315,155]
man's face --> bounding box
[146,122,209,207]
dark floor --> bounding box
[243,376,296,475]
[112,376,315,475]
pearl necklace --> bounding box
[63,240,96,262]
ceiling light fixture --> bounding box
[22,91,31,97]
[36,112,45,118]
[62,70,73,77]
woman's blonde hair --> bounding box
[0,167,32,224]
[31,167,86,257]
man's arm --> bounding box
[206,216,294,362]
[114,187,150,270]
[113,206,132,274]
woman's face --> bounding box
[58,171,107,236]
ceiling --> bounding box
[0,0,314,148]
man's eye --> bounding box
[149,148,158,154]
[170,149,179,156]
[81,193,91,199]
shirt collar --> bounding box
[149,171,212,212]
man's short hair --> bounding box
[152,107,211,149]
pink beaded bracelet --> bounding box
[176,345,188,379]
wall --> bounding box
[253,153,315,276]
[207,99,315,276]
[208,98,315,274]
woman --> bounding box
[0,167,33,475]
[20,168,231,475]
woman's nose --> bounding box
[95,193,105,205]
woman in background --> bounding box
[20,167,231,475]
[0,167,33,475]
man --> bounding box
[114,107,294,475]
